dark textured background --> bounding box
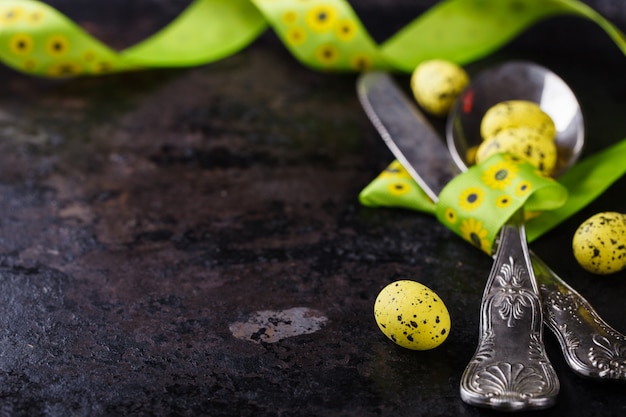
[0,1,625,416]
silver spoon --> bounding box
[449,62,626,386]
[446,61,582,411]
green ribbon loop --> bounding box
[359,160,437,213]
[435,153,567,254]
[0,0,625,77]
[359,138,626,251]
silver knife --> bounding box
[357,71,626,407]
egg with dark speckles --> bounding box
[480,100,556,141]
[374,280,451,350]
[573,212,626,274]
[475,126,558,175]
[411,59,469,117]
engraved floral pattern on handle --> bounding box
[535,253,626,381]
[493,257,534,327]
[589,335,626,378]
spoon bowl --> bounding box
[446,60,584,176]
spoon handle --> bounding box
[532,253,626,380]
[460,209,559,411]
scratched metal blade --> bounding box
[357,71,460,201]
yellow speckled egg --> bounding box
[480,100,556,141]
[572,212,626,274]
[374,280,451,350]
[411,59,469,117]
[475,126,558,175]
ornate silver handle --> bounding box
[533,253,626,380]
[460,210,559,411]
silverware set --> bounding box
[357,63,626,411]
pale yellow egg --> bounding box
[475,126,558,175]
[411,59,469,117]
[572,212,626,274]
[374,280,451,350]
[480,100,556,141]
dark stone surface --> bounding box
[0,1,625,416]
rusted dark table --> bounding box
[0,1,625,416]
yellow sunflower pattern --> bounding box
[459,218,490,252]
[436,153,567,255]
[358,160,437,214]
[253,0,389,71]
[0,1,129,77]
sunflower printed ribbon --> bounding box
[359,154,568,255]
[359,138,626,254]
[0,0,625,77]
[435,154,567,255]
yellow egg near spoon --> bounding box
[475,126,558,175]
[447,60,584,178]
[410,59,469,117]
[480,100,557,141]
[374,280,451,350]
[475,99,558,175]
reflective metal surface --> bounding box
[459,209,559,410]
[534,254,626,380]
[446,60,585,177]
[357,71,458,202]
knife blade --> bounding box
[357,70,626,399]
[356,71,459,202]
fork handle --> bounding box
[532,253,626,380]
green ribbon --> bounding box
[0,0,625,77]
[2,0,625,251]
[360,139,626,252]
[436,154,567,254]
